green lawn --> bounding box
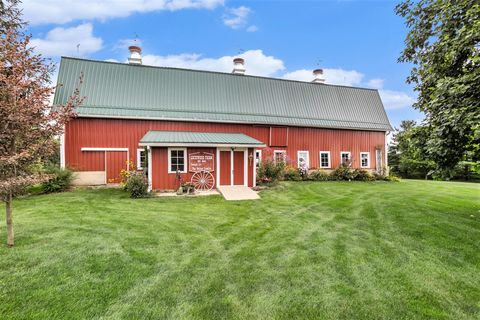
[0,181,479,319]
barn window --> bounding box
[360,152,370,168]
[319,151,330,168]
[255,150,262,168]
[137,149,146,170]
[168,148,187,173]
[297,151,309,168]
[273,150,286,164]
[341,152,351,166]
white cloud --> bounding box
[282,68,415,109]
[367,78,384,90]
[365,78,415,110]
[142,49,284,76]
[223,6,251,29]
[22,0,225,25]
[282,68,364,86]
[246,25,259,32]
[378,90,416,110]
[30,23,103,57]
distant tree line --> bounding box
[388,121,479,180]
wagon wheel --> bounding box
[191,171,215,192]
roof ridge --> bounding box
[60,56,379,92]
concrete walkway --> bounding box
[217,185,260,201]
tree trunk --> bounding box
[6,192,14,247]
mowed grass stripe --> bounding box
[0,180,479,319]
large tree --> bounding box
[0,0,82,246]
[396,0,480,176]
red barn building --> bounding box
[54,47,392,191]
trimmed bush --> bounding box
[352,169,374,181]
[309,169,330,181]
[41,166,73,193]
[329,165,355,181]
[257,160,285,184]
[283,166,302,181]
[125,172,149,198]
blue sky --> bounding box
[23,0,423,128]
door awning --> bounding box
[139,131,266,148]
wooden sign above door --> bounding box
[189,152,214,172]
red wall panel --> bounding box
[65,118,387,188]
[151,147,216,190]
[219,151,231,186]
[70,151,105,171]
[270,127,288,147]
[248,148,254,187]
[233,151,244,185]
[106,151,127,183]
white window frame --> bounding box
[360,152,370,168]
[319,151,331,169]
[273,150,286,164]
[340,152,351,165]
[137,148,146,170]
[297,150,310,168]
[168,147,187,173]
[255,150,262,168]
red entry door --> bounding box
[106,151,127,184]
[219,151,231,186]
[233,151,244,185]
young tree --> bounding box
[0,0,82,246]
[396,0,480,177]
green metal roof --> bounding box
[54,57,392,131]
[139,131,265,146]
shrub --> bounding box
[283,166,302,181]
[384,174,401,182]
[119,160,137,188]
[352,169,374,181]
[329,164,355,181]
[125,172,149,198]
[309,169,330,181]
[41,166,73,193]
[298,162,309,179]
[257,160,285,184]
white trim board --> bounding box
[81,147,129,152]
[319,151,331,168]
[139,142,265,148]
[167,147,188,174]
[297,150,310,168]
[360,152,370,168]
[147,146,152,191]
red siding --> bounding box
[65,118,387,189]
[71,151,104,171]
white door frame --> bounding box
[216,147,248,187]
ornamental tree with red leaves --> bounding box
[0,0,83,247]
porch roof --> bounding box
[139,131,266,148]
